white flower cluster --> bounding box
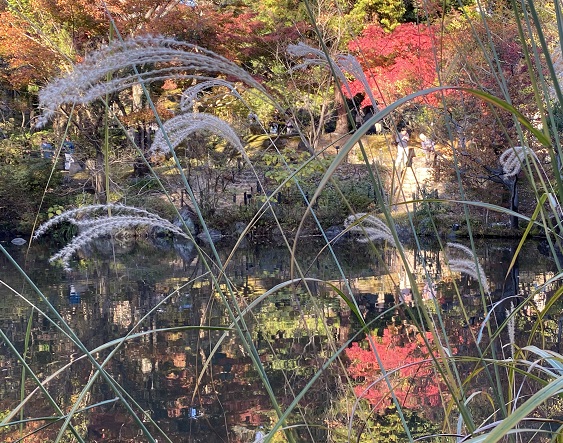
[499,146,538,178]
[34,204,190,272]
[38,35,269,125]
[344,213,396,246]
[446,242,489,293]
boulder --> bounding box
[324,226,344,242]
[173,238,196,261]
[173,207,197,236]
[197,228,223,243]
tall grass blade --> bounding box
[0,329,86,443]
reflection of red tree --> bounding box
[346,328,443,414]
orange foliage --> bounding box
[121,103,173,126]
[0,12,61,87]
[0,0,273,88]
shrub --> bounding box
[0,157,66,233]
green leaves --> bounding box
[47,205,64,219]
[263,149,331,188]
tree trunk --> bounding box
[508,175,518,229]
[94,147,107,204]
[333,87,349,134]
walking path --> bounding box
[392,155,440,213]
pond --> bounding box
[0,235,560,442]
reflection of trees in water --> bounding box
[346,326,443,413]
[0,239,561,442]
[339,239,563,441]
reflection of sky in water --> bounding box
[0,238,560,442]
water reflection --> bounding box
[0,237,560,442]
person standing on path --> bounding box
[40,138,54,159]
[395,127,410,172]
[63,137,75,170]
[419,133,436,166]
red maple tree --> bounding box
[347,22,440,106]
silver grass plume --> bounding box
[499,146,538,178]
[149,112,249,161]
[287,43,353,99]
[287,43,378,113]
[180,79,242,112]
[34,204,190,272]
[37,35,270,125]
[548,193,563,217]
[344,213,396,246]
[334,54,379,112]
[446,242,489,293]
[506,301,515,359]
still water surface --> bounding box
[0,236,559,442]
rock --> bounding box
[11,237,27,246]
[147,236,196,261]
[324,226,344,241]
[87,237,135,256]
[173,238,196,261]
[197,228,223,243]
[68,161,83,175]
[234,222,248,236]
[149,234,175,250]
[173,207,197,236]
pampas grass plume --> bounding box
[34,204,191,272]
[446,242,489,293]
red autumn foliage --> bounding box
[347,23,440,106]
[345,328,443,413]
[0,0,296,89]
